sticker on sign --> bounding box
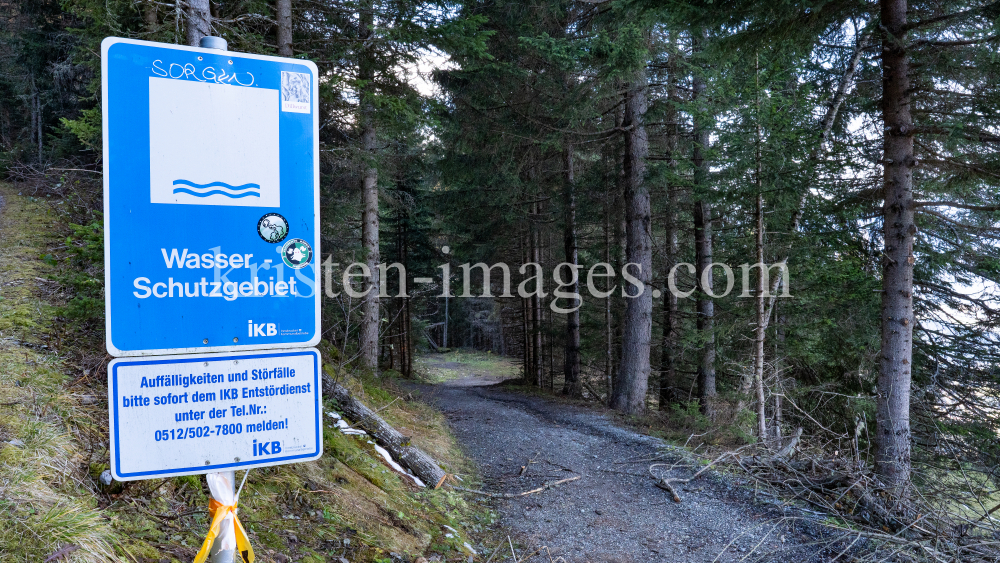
[109,348,322,480]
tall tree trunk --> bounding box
[185,0,211,46]
[611,65,651,415]
[754,192,767,440]
[604,186,614,402]
[616,187,627,367]
[33,82,42,163]
[562,144,582,396]
[396,208,410,377]
[877,0,915,497]
[693,200,716,417]
[358,4,380,372]
[660,198,679,408]
[752,53,767,440]
[403,223,412,378]
[531,199,543,386]
[443,286,449,348]
[691,30,716,417]
[610,106,626,393]
[276,0,293,56]
[405,296,413,377]
[144,0,158,32]
[522,229,533,382]
[547,308,555,390]
[739,35,870,428]
[660,39,680,410]
[522,294,531,380]
[30,79,38,159]
[773,303,785,441]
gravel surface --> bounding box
[411,367,829,563]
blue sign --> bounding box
[108,348,322,480]
[101,38,320,356]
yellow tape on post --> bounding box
[193,498,255,563]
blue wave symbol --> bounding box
[172,179,260,198]
[173,188,260,198]
[173,180,260,190]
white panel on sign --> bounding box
[148,77,280,207]
[109,348,322,480]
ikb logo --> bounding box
[253,439,281,456]
[248,320,277,337]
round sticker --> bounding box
[257,213,289,243]
[281,238,313,269]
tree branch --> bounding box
[914,201,1000,211]
[903,3,1000,32]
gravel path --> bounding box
[411,368,827,563]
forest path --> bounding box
[409,355,823,563]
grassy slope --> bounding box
[0,186,119,560]
[0,183,491,562]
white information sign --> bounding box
[109,348,322,480]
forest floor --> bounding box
[410,354,833,563]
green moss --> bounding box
[173,474,201,489]
[88,462,108,479]
[323,421,406,492]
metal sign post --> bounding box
[102,35,323,562]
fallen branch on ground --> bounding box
[720,437,1000,562]
[137,507,209,521]
[451,476,581,498]
[651,452,734,502]
[44,545,79,562]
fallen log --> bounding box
[323,374,447,488]
[582,380,605,403]
[424,331,440,351]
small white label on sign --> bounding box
[280,71,311,113]
[148,77,280,207]
[109,349,322,480]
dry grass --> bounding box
[0,184,120,561]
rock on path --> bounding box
[413,373,825,563]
